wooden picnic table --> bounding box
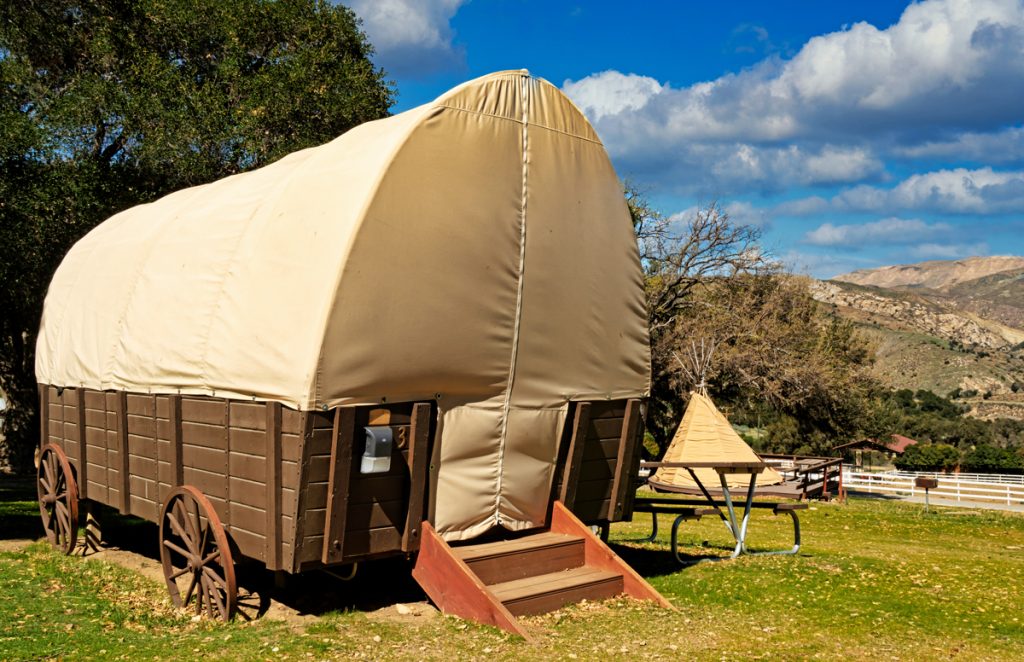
[634,460,805,563]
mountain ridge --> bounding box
[834,255,1024,291]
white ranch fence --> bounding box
[842,469,1024,506]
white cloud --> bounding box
[349,0,466,77]
[890,168,1024,213]
[774,196,829,216]
[894,126,1024,164]
[781,249,881,279]
[804,218,952,248]
[562,0,1024,195]
[668,200,771,229]
[562,71,663,120]
[908,241,990,259]
[780,167,1024,216]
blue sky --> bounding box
[347,0,1024,278]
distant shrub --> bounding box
[962,445,1024,475]
[894,443,961,472]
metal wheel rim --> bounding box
[159,485,237,621]
[36,444,79,555]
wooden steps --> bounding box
[412,501,672,639]
[490,566,624,616]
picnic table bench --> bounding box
[634,461,808,564]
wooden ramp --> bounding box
[412,501,672,639]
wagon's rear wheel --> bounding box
[159,486,237,621]
[36,443,79,554]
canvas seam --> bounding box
[308,109,435,410]
[492,73,531,527]
[435,103,603,146]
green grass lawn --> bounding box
[2,479,1023,661]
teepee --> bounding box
[650,342,783,492]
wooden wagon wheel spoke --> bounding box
[198,520,211,556]
[182,571,199,606]
[198,575,209,616]
[166,511,193,551]
[42,454,55,487]
[205,579,218,619]
[54,502,70,532]
[162,539,192,558]
[167,565,191,581]
[208,578,227,619]
[202,565,226,589]
[159,486,236,622]
[171,501,199,554]
[36,444,79,555]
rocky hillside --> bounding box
[813,257,1024,420]
[835,255,1024,290]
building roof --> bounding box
[834,434,920,454]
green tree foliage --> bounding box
[0,0,393,470]
[961,445,1024,475]
[628,188,771,453]
[894,443,961,472]
[628,186,875,455]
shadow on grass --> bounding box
[0,472,42,541]
[25,496,426,618]
[5,470,710,617]
[608,538,743,578]
[1,471,424,616]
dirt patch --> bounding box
[0,538,34,553]
[366,601,439,625]
[85,543,318,625]
[89,546,166,584]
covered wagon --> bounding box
[34,70,666,633]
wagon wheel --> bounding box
[159,486,237,621]
[36,443,79,554]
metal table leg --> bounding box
[746,509,802,556]
[643,511,659,542]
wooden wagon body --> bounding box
[34,71,664,629]
[39,386,643,571]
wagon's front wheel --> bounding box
[159,486,237,621]
[37,443,79,554]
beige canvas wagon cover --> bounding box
[651,392,783,491]
[36,70,650,540]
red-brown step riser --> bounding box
[501,575,624,617]
[464,541,586,585]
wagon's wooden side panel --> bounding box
[124,393,171,522]
[294,403,431,571]
[343,406,416,560]
[45,386,83,489]
[79,390,118,506]
[293,410,334,569]
[555,399,644,524]
[40,386,303,572]
[278,407,303,571]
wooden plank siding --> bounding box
[38,386,305,572]
[295,402,433,571]
[557,399,645,525]
[38,385,640,573]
